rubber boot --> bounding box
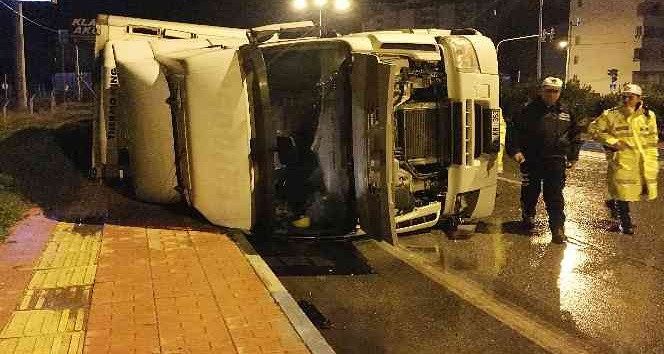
[616,201,634,235]
[605,199,618,219]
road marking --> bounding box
[497,176,522,185]
[375,240,597,354]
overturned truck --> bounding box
[92,15,501,243]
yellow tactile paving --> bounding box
[0,223,101,354]
[27,267,97,290]
[18,287,93,311]
[2,222,311,353]
[0,332,84,354]
[0,310,85,338]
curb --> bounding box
[229,230,336,354]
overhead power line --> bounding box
[0,0,57,33]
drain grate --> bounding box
[297,300,332,329]
[251,240,374,276]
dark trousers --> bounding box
[520,158,566,229]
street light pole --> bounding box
[564,33,571,82]
[537,0,544,81]
[496,34,541,55]
[496,34,541,84]
[319,7,323,37]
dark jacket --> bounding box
[506,97,583,161]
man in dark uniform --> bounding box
[506,77,583,244]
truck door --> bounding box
[239,44,274,235]
[351,54,397,244]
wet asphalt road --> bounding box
[260,150,664,353]
[272,240,547,354]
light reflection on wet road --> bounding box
[396,151,664,352]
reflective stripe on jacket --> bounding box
[505,97,582,161]
[588,106,659,201]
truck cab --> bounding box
[93,15,501,243]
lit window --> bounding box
[633,48,641,61]
[573,55,579,64]
[636,26,643,38]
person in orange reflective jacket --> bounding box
[588,83,659,234]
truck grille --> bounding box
[397,102,439,163]
[474,103,501,157]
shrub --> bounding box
[500,79,664,140]
[0,174,30,241]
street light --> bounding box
[334,0,350,11]
[293,0,307,10]
[292,0,351,36]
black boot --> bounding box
[605,199,618,219]
[616,201,634,235]
[551,226,567,244]
[521,214,535,232]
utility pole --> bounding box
[75,44,81,101]
[537,0,544,81]
[14,0,28,109]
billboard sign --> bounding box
[71,18,98,41]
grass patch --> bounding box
[0,174,30,241]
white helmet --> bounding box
[541,76,563,88]
[622,83,642,96]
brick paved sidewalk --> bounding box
[0,213,318,354]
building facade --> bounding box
[568,0,664,94]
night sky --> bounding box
[0,0,568,89]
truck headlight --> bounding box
[443,36,480,73]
